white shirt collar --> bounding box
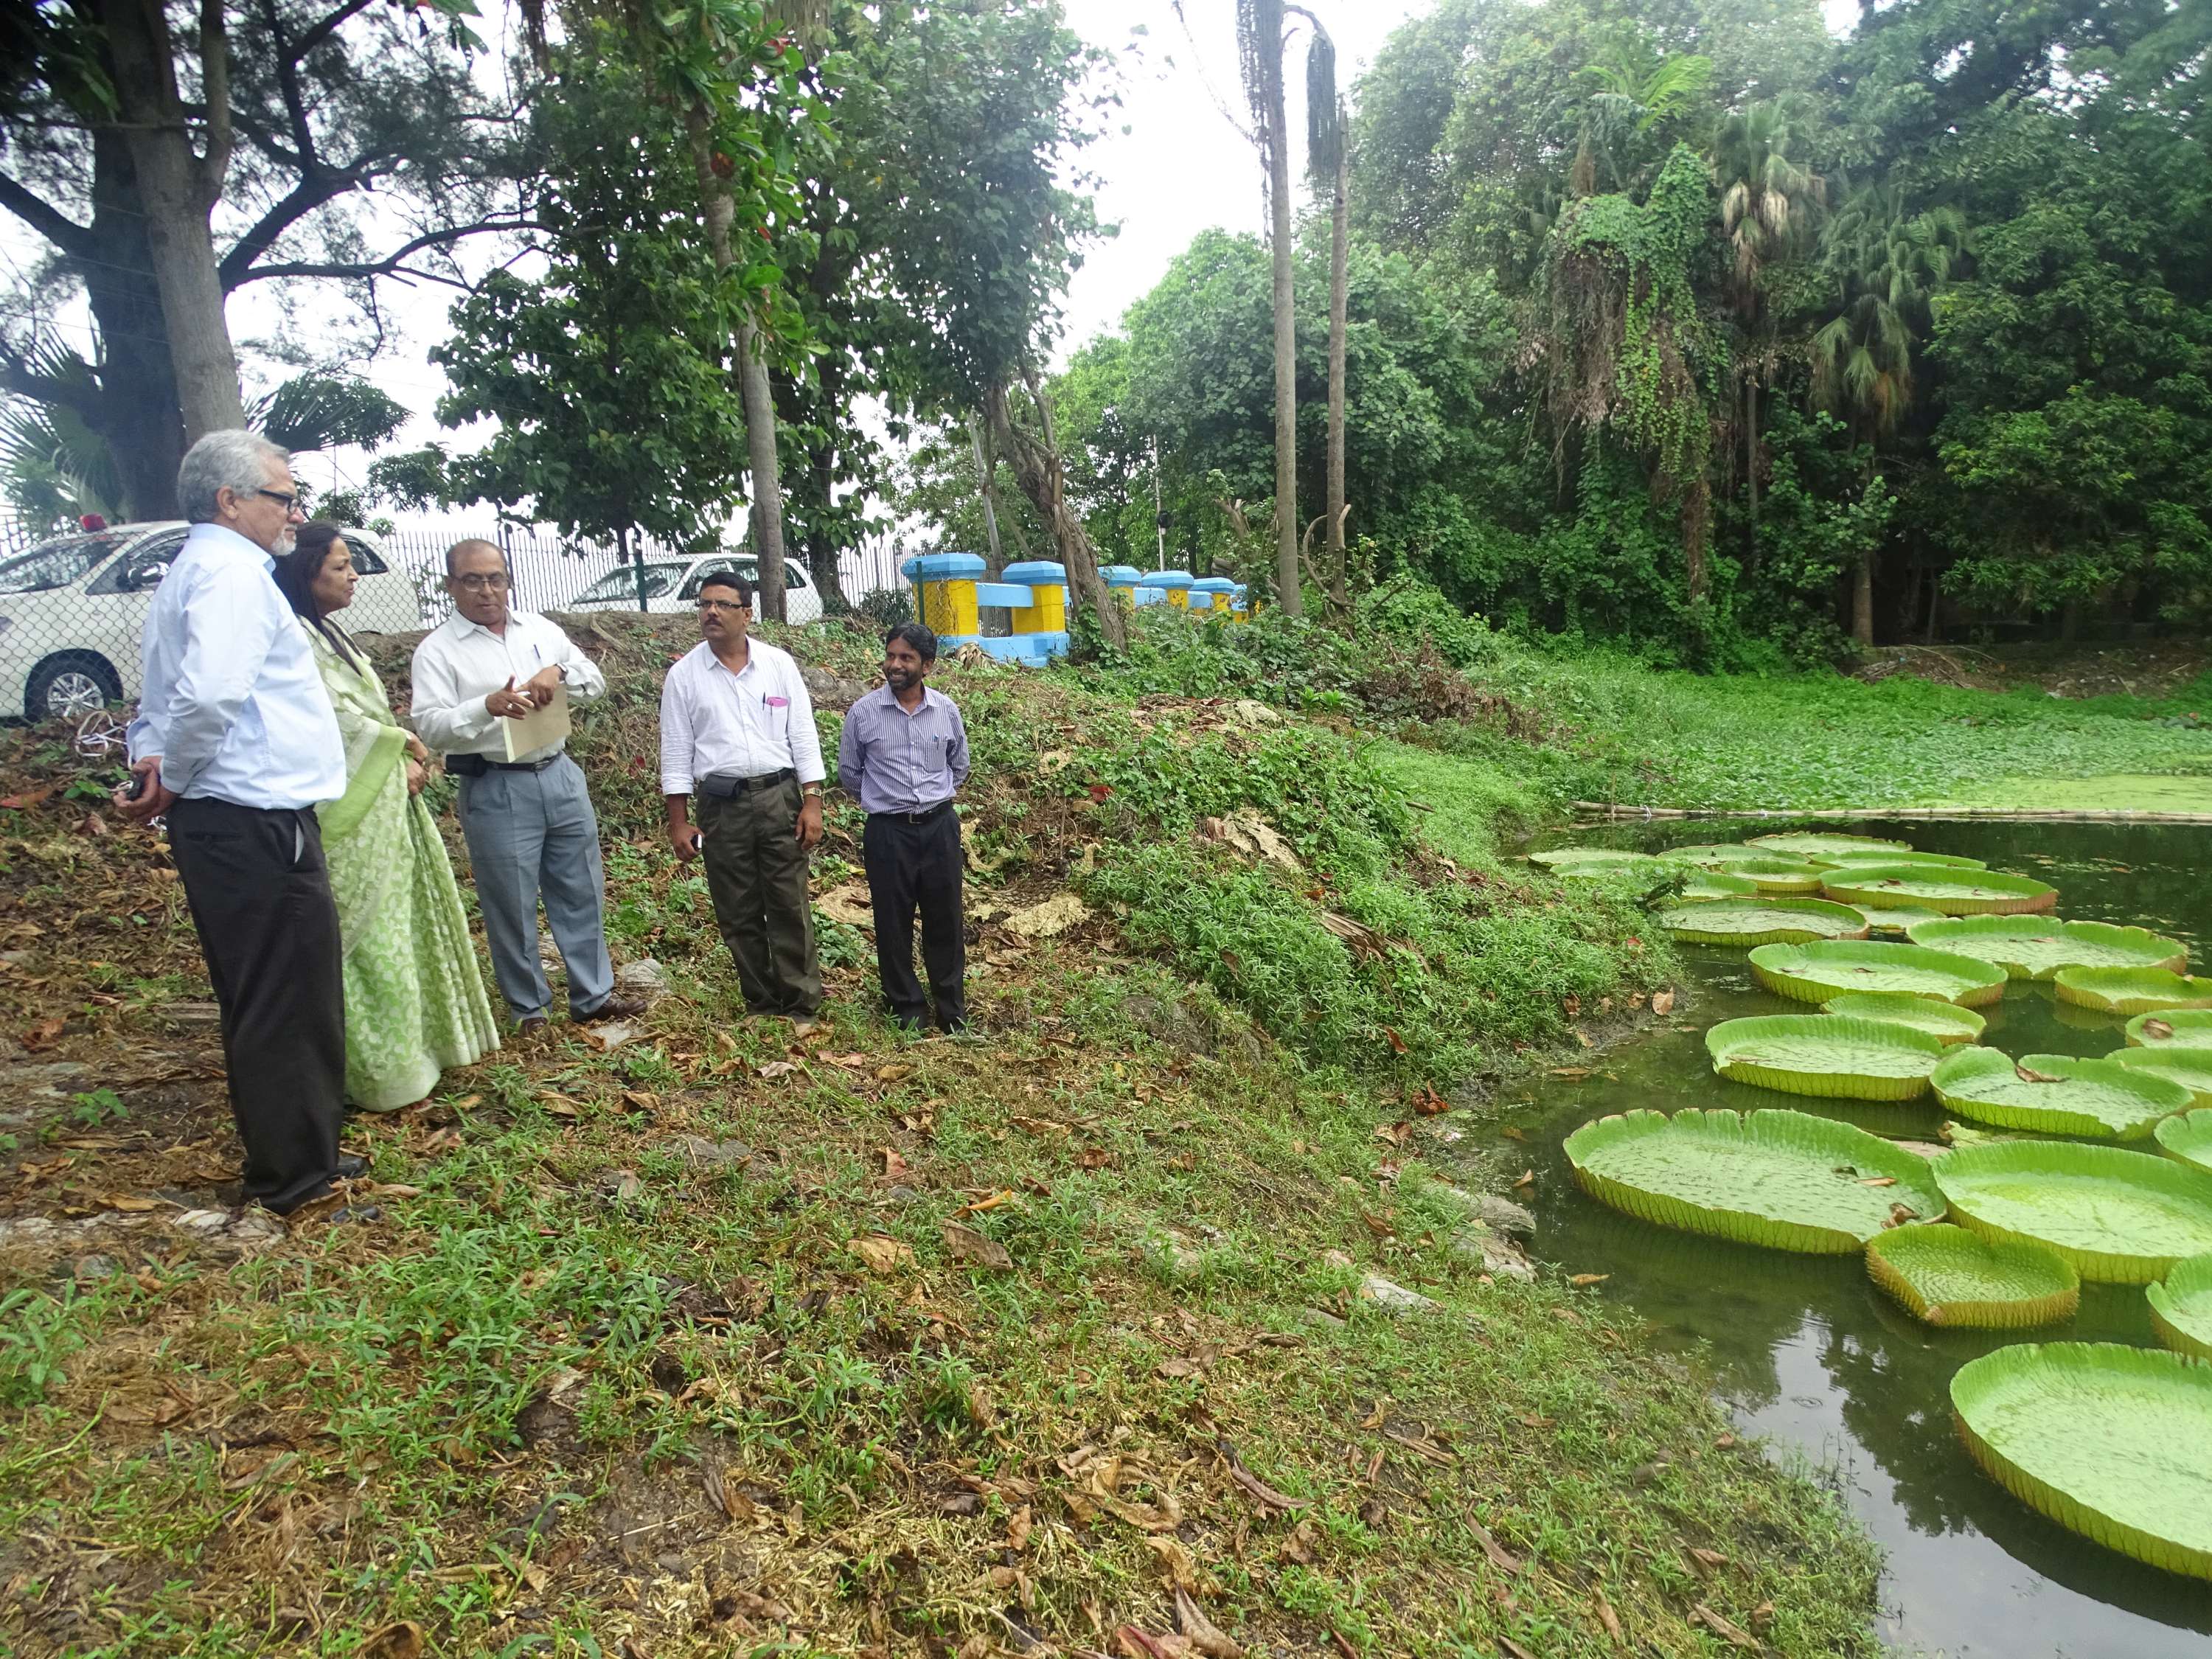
[185,521,278,568]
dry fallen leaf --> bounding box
[1468,1519,1523,1573]
[102,1194,158,1213]
[611,1170,641,1203]
[1146,1534,1200,1591]
[1652,987,1677,1015]
[1568,1273,1610,1287]
[1174,1586,1243,1658]
[876,1063,914,1082]
[1498,1638,1538,1659]
[953,1189,1014,1216]
[359,1621,425,1659]
[538,1093,580,1119]
[1225,1462,1310,1512]
[1591,1585,1624,1644]
[1408,1083,1450,1116]
[1007,1504,1033,1551]
[20,1017,64,1052]
[1382,1026,1408,1054]
[755,1059,802,1079]
[942,1222,1013,1270]
[1691,1602,1759,1651]
[1512,1168,1535,1190]
[1686,1546,1731,1576]
[2143,1018,2176,1040]
[852,1234,914,1273]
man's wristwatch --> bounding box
[801,784,823,800]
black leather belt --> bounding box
[446,751,560,776]
[871,801,953,824]
[698,768,794,799]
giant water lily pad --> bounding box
[1528,847,1656,870]
[1706,1015,1941,1101]
[1815,848,1990,872]
[1865,1225,2079,1328]
[1820,865,2059,917]
[2155,1110,2212,1176]
[1847,902,1950,937]
[1930,1048,2189,1139]
[1563,1107,1944,1253]
[2111,1048,2212,1108]
[2147,1255,2212,1362]
[1935,1141,2212,1282]
[1906,917,2188,981]
[2130,1011,2212,1050]
[1749,940,2008,1007]
[1674,868,1761,900]
[1661,843,1781,869]
[2055,967,2212,1015]
[1747,832,1911,858]
[1951,1342,2212,1579]
[1663,898,1869,947]
[1824,992,1986,1046]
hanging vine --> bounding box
[1537,142,1725,600]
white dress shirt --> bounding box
[126,522,346,810]
[409,609,607,762]
[659,637,825,797]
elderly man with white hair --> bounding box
[116,429,366,1217]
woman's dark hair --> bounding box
[274,521,360,666]
[885,622,938,663]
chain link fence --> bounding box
[0,508,908,726]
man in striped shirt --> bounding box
[837,623,970,1032]
[660,570,826,1026]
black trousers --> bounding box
[862,807,966,1031]
[167,796,347,1211]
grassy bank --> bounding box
[0,604,1921,1657]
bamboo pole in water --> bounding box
[1571,801,2212,825]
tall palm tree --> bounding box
[1810,185,1965,643]
[1710,100,1824,566]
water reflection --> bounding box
[1510,819,2212,1656]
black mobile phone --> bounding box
[125,769,148,801]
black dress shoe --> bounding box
[576,992,648,1023]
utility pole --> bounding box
[1152,434,1166,568]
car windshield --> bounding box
[0,533,128,595]
[576,563,684,602]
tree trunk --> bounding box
[1744,376,1759,574]
[685,102,787,622]
[806,437,848,613]
[737,319,788,621]
[970,422,1004,576]
[1324,143,1349,624]
[80,136,186,517]
[99,0,244,440]
[982,376,1124,652]
[1266,68,1300,617]
[1852,548,1875,646]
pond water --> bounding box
[1507,818,2212,1658]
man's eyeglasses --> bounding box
[697,599,750,615]
[254,488,304,515]
[452,572,512,592]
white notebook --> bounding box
[500,684,571,762]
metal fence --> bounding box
[0,511,910,726]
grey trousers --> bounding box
[456,753,615,1020]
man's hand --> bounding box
[485,676,534,718]
[670,821,703,863]
[406,759,428,796]
[406,732,431,765]
[114,756,175,826]
[521,665,563,707]
[796,794,824,851]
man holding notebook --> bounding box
[410,539,642,1032]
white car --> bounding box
[563,553,824,624]
[0,521,422,723]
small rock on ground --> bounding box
[1476,1193,1537,1239]
[615,958,669,1002]
[1359,1273,1441,1313]
[1451,1228,1536,1283]
[671,1135,753,1169]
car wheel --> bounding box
[26,653,122,723]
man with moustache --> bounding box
[837,623,971,1033]
[409,539,644,1032]
[659,569,826,1026]
[116,430,366,1214]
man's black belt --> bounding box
[445,751,560,777]
[698,767,795,799]
[871,800,953,824]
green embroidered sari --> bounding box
[312,627,500,1109]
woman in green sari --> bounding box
[276,524,499,1109]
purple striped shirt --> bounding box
[836,683,970,814]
